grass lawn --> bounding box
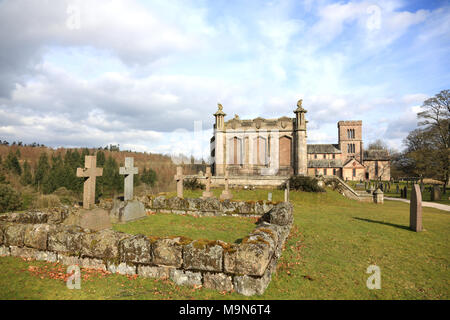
[113,213,257,244]
[0,188,449,299]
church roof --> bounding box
[364,149,390,160]
[307,144,341,154]
[308,159,343,168]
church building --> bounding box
[210,100,390,181]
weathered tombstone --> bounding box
[431,185,441,201]
[198,170,204,177]
[284,180,290,202]
[174,166,184,199]
[268,192,273,202]
[373,188,384,204]
[77,155,103,209]
[410,184,423,232]
[75,155,111,230]
[220,169,232,200]
[202,167,214,199]
[119,157,139,201]
[403,186,408,199]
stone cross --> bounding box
[202,166,214,199]
[220,169,232,200]
[174,166,184,199]
[410,184,422,232]
[119,157,139,201]
[77,155,103,209]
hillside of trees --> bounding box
[0,144,207,213]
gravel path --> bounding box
[384,197,450,212]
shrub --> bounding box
[0,184,23,213]
[282,176,325,192]
[32,194,61,209]
[183,178,205,190]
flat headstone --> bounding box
[77,208,111,231]
[110,199,146,223]
[410,184,422,232]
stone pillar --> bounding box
[410,184,422,232]
[294,99,307,175]
[284,180,290,202]
[174,166,184,199]
[202,167,214,199]
[213,103,226,176]
[373,188,383,204]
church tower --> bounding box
[338,120,363,162]
[294,99,308,175]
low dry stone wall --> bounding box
[0,202,293,296]
[147,196,281,217]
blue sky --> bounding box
[0,0,449,160]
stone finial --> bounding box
[214,103,226,116]
[119,157,139,201]
[76,155,103,209]
[295,99,307,113]
[297,99,303,108]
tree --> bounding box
[0,184,23,213]
[20,160,33,185]
[4,150,22,175]
[34,152,50,191]
[416,89,450,185]
[141,167,157,187]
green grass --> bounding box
[1,188,449,299]
[113,213,257,244]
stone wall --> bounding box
[0,202,294,296]
[146,195,281,217]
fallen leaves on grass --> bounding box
[25,263,111,282]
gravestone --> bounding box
[119,157,139,201]
[202,167,214,199]
[431,185,441,201]
[410,184,423,232]
[373,188,384,204]
[76,155,103,209]
[110,198,146,223]
[174,166,184,199]
[268,192,273,202]
[220,170,232,200]
[284,180,290,202]
[403,186,408,199]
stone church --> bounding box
[210,100,390,181]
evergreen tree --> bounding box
[4,150,22,175]
[97,150,106,167]
[34,152,50,191]
[100,155,122,195]
[141,167,157,187]
[20,160,33,185]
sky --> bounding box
[0,0,449,161]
